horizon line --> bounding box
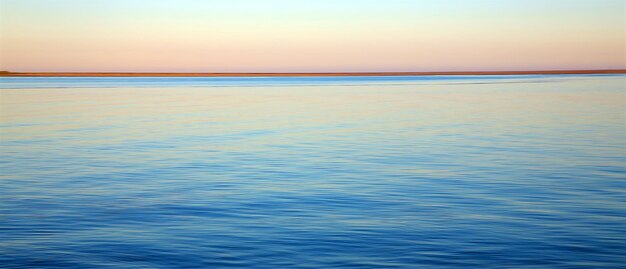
[1,69,625,77]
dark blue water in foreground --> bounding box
[1,75,625,268]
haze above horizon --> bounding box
[1,0,624,72]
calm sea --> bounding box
[1,75,625,268]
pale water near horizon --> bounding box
[1,75,625,268]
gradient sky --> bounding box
[1,0,624,72]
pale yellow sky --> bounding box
[1,0,624,72]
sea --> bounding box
[1,75,625,268]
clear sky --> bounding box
[1,0,624,72]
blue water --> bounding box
[1,74,620,89]
[1,75,625,268]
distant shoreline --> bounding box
[1,70,624,77]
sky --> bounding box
[1,0,624,72]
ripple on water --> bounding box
[1,76,625,268]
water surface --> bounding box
[1,75,625,268]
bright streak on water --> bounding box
[1,75,625,268]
